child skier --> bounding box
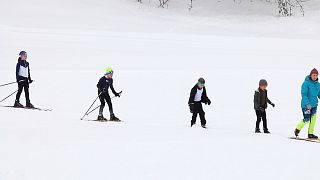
[254,79,275,133]
[96,67,121,121]
[188,78,211,128]
[294,68,320,139]
[14,51,34,108]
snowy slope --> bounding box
[1,0,320,180]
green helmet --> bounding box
[105,67,113,75]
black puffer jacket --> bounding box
[254,88,273,110]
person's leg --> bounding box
[105,94,114,116]
[191,103,199,125]
[308,114,317,134]
[262,111,269,132]
[98,94,106,117]
[199,103,206,126]
[15,81,24,103]
[24,81,30,104]
[255,110,262,132]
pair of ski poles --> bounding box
[80,90,122,120]
[0,80,27,103]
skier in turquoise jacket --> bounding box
[294,68,320,139]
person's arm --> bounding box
[202,87,211,105]
[16,62,20,82]
[97,78,103,91]
[301,82,310,108]
[254,91,260,110]
[28,63,32,83]
[110,83,117,95]
[188,87,196,105]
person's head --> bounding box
[259,79,268,90]
[197,77,205,89]
[310,68,319,81]
[105,67,113,78]
[19,51,27,61]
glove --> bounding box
[307,104,312,110]
[115,92,121,97]
[304,109,311,115]
[189,104,194,113]
[271,103,275,108]
[29,80,33,84]
[206,98,211,105]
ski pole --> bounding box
[0,80,26,88]
[0,90,18,103]
[80,92,103,120]
[85,92,122,116]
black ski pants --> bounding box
[99,93,113,116]
[15,78,30,103]
[191,102,206,125]
[255,109,268,131]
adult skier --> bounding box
[294,68,320,139]
[188,78,211,128]
[253,79,275,134]
[96,67,121,121]
[14,51,34,108]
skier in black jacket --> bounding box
[253,79,275,133]
[96,67,121,121]
[188,78,211,128]
[14,51,34,108]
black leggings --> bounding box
[99,93,113,116]
[15,79,30,103]
[191,102,206,125]
[255,110,268,130]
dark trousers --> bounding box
[99,93,113,116]
[191,102,206,125]
[255,110,268,131]
[15,79,30,103]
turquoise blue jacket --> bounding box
[301,76,320,109]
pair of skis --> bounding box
[289,136,320,143]
[0,105,52,112]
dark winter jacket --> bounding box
[16,59,32,82]
[97,76,117,95]
[188,84,210,105]
[254,88,273,110]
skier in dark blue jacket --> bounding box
[14,51,34,108]
[96,67,121,121]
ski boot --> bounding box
[26,102,34,108]
[255,128,261,133]
[294,129,300,137]
[14,100,24,108]
[110,114,121,121]
[308,134,318,139]
[264,129,270,134]
[191,122,195,127]
[201,124,207,129]
[97,115,107,121]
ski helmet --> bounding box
[259,79,268,86]
[19,51,27,56]
[105,67,113,75]
[198,78,205,86]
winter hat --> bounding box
[198,77,205,86]
[105,67,113,75]
[259,79,268,86]
[310,68,319,76]
[19,51,27,56]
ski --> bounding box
[81,119,123,122]
[0,105,52,112]
[289,136,320,143]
